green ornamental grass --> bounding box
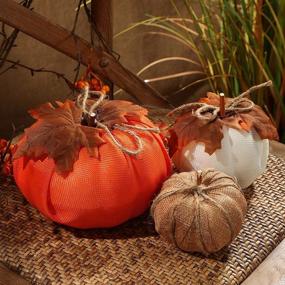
[118,0,285,142]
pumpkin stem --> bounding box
[76,86,106,127]
[219,93,225,117]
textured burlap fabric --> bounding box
[151,169,247,255]
[0,155,285,285]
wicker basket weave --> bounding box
[0,154,285,285]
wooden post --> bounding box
[0,0,170,107]
[91,0,114,99]
[91,0,113,49]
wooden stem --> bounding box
[0,0,170,107]
[219,93,225,117]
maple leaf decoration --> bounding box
[93,100,148,127]
[170,92,279,156]
[14,100,148,175]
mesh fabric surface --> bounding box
[13,120,171,229]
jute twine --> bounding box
[76,87,160,155]
[151,168,247,255]
[168,80,272,121]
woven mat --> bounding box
[0,155,285,285]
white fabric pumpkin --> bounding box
[172,126,269,189]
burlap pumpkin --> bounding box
[151,168,247,255]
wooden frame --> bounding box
[90,0,114,98]
[0,0,170,107]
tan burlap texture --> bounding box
[151,169,247,255]
[0,154,285,285]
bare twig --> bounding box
[0,0,33,69]
[72,57,81,90]
[82,0,119,59]
[0,58,75,90]
[71,1,85,92]
[71,0,83,35]
[0,23,7,39]
[239,80,272,98]
[0,29,19,69]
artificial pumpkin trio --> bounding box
[12,78,278,255]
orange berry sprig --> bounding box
[74,67,110,95]
[0,138,14,176]
[74,80,89,90]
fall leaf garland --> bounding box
[169,92,279,156]
[14,99,149,174]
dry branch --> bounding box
[0,0,170,107]
[0,58,74,90]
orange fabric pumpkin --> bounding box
[13,100,171,229]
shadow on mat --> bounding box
[53,212,158,240]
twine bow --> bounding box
[76,87,160,155]
[168,81,272,121]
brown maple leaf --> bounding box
[239,105,279,140]
[172,112,224,155]
[170,92,279,156]
[14,100,105,175]
[84,100,148,128]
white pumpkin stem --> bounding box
[219,93,225,117]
